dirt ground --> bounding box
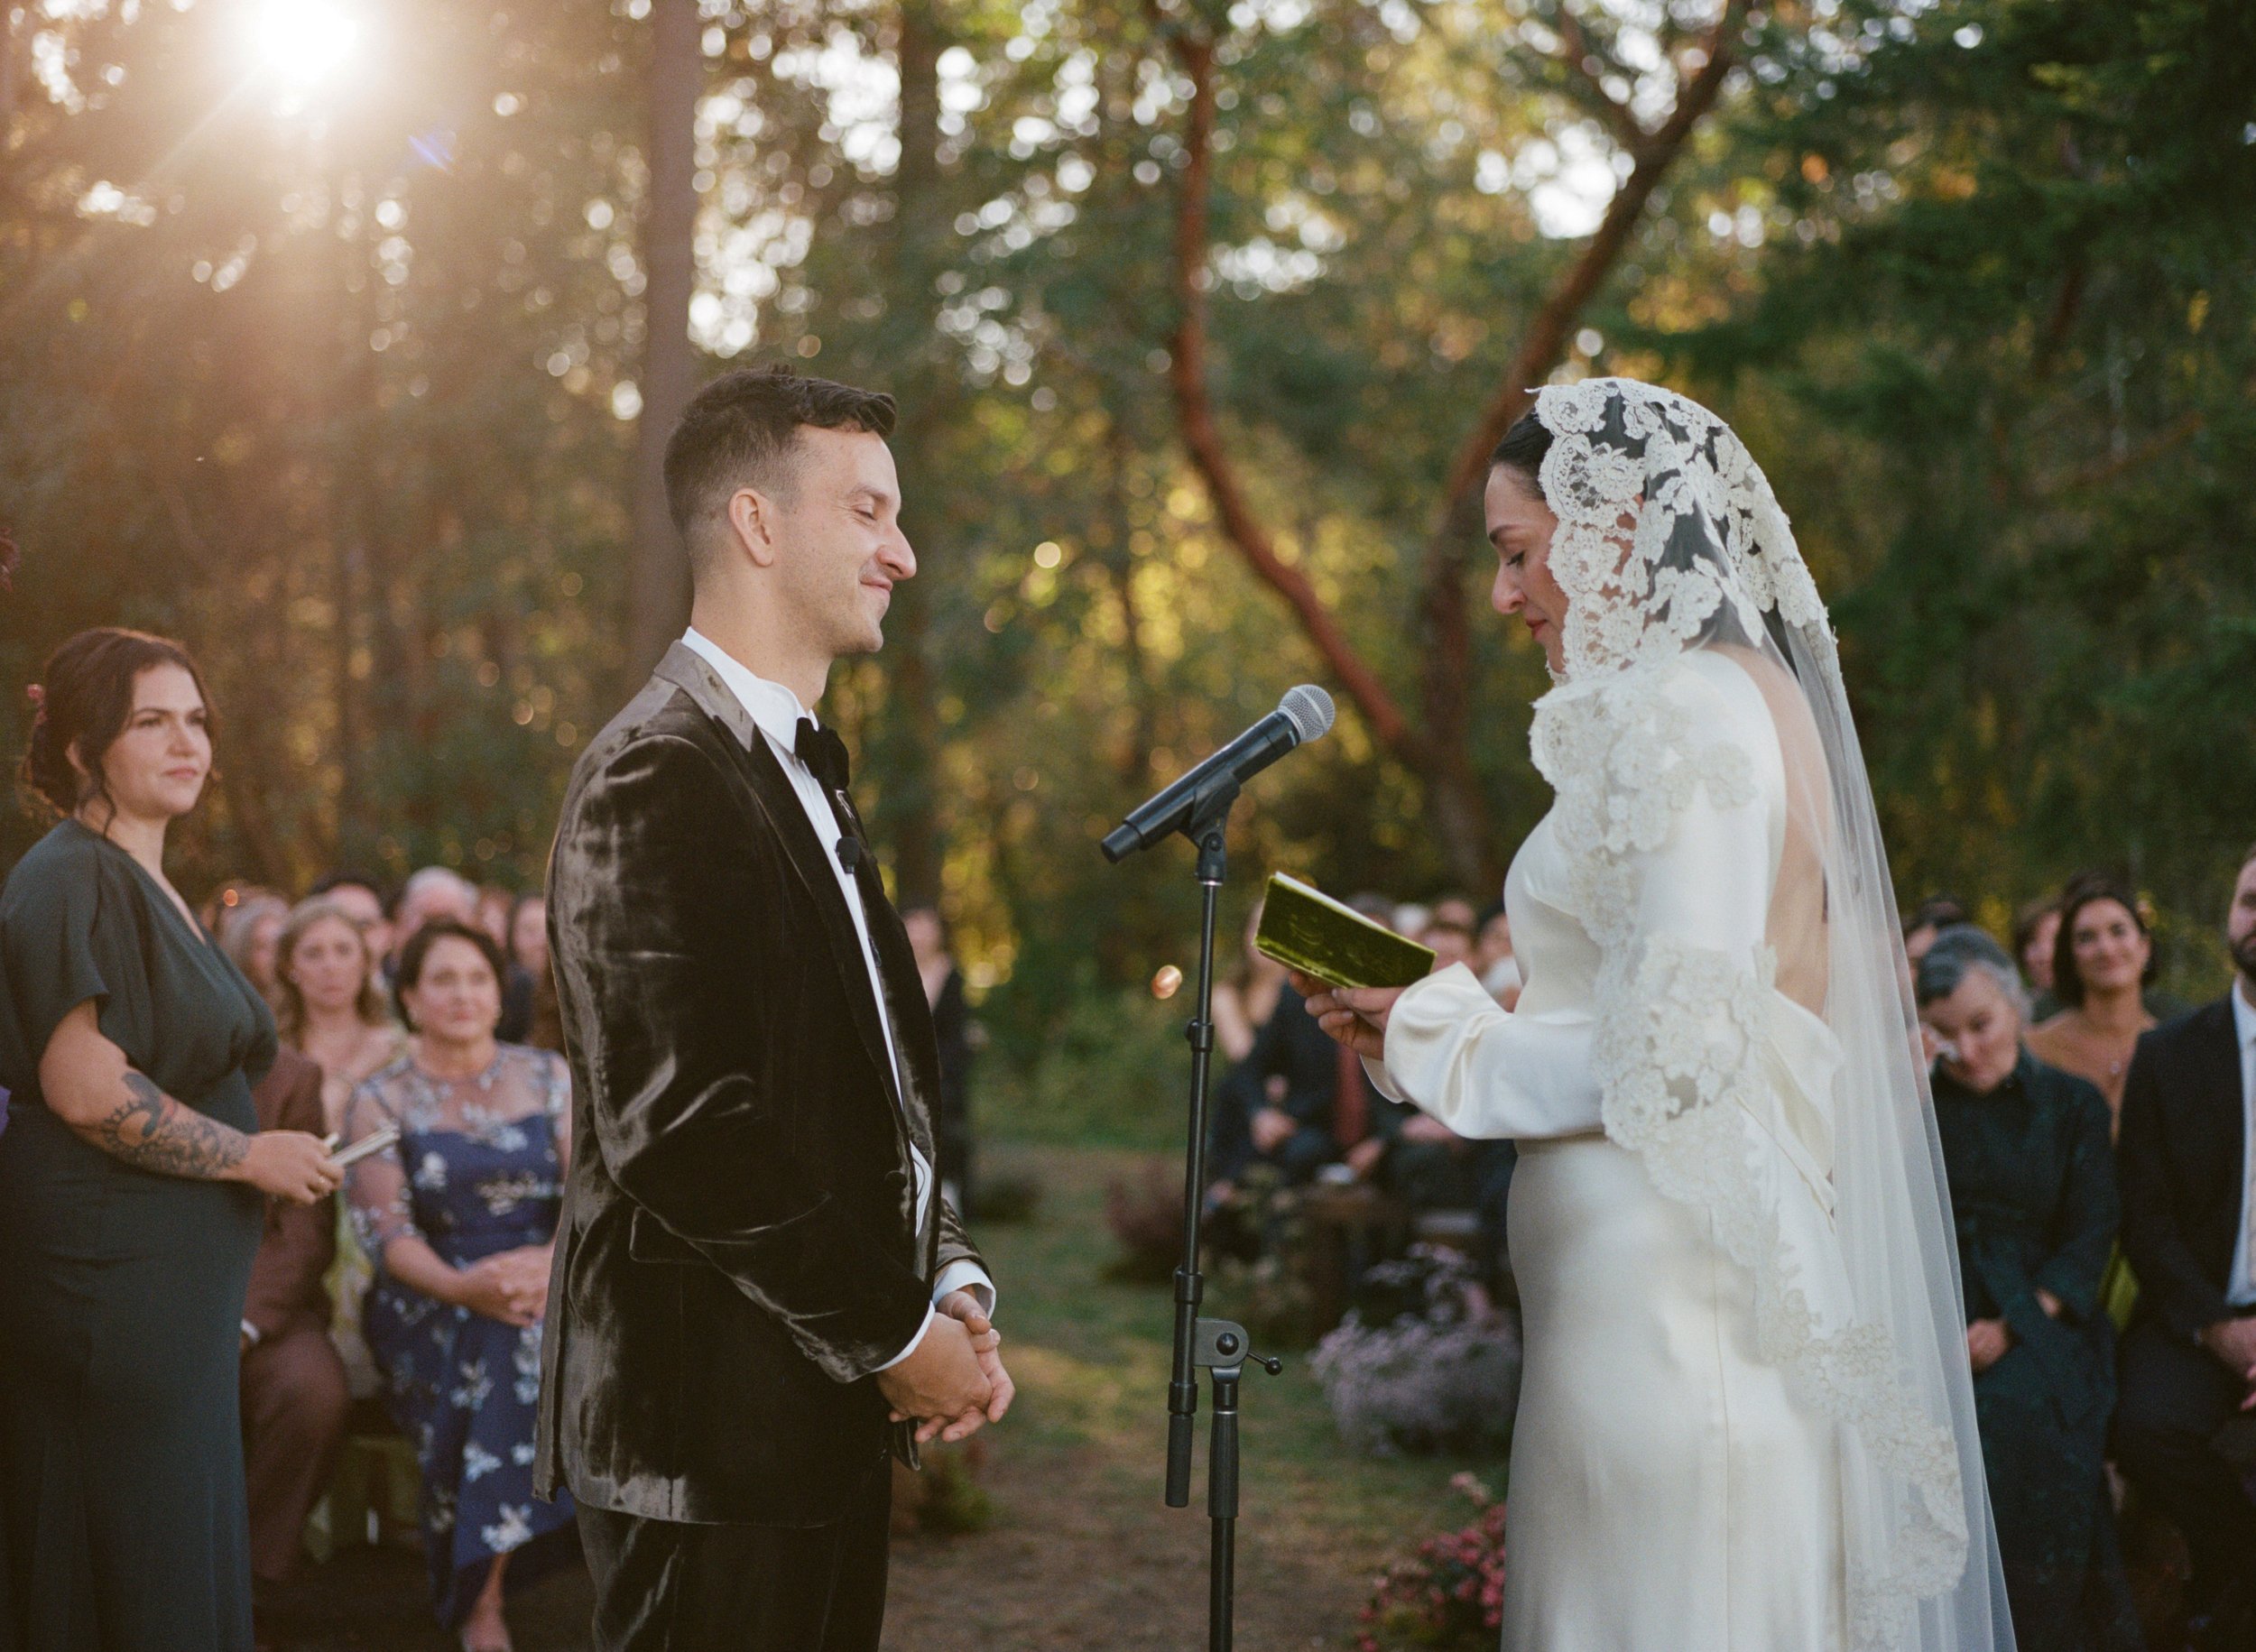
[262,1454,1369,1652]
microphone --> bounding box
[1101,686,1336,862]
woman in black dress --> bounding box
[0,629,340,1652]
[1915,925,2141,1652]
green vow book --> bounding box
[1254,872,1436,990]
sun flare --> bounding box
[254,0,359,87]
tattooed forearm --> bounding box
[83,1071,251,1179]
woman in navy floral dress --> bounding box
[344,920,577,1651]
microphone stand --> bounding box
[1153,773,1282,1652]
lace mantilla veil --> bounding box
[1525,379,2011,1650]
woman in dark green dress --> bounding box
[0,630,340,1652]
[1916,925,2143,1652]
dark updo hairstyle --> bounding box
[22,627,215,822]
[393,918,508,1034]
[2049,872,2158,1010]
[1490,409,1553,485]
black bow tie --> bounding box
[793,718,867,872]
[793,718,852,798]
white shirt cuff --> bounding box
[932,1260,995,1315]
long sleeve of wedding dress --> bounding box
[1367,652,1780,1145]
[1362,971,1601,1137]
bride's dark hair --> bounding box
[1490,410,1551,481]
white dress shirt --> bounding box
[681,629,994,1367]
[2223,980,2256,1307]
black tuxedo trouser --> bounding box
[2114,1316,2256,1605]
[576,1461,892,1652]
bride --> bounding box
[1297,380,2013,1651]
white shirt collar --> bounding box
[680,628,817,756]
[2233,977,2256,1051]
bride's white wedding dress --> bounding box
[1358,379,2011,1652]
[1372,651,1849,1647]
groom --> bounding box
[536,365,1012,1650]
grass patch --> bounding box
[973,1143,1495,1562]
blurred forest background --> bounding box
[4,0,2252,1077]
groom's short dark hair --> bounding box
[663,365,897,564]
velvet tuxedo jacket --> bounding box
[533,641,985,1526]
[2117,996,2245,1343]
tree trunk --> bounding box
[625,0,703,682]
[865,0,948,909]
[1104,416,1156,789]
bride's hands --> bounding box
[1287,971,1404,1061]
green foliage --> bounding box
[979,988,1188,1149]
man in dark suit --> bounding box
[537,366,1011,1651]
[238,1045,349,1593]
[2115,844,2256,1633]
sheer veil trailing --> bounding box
[1524,379,2012,1650]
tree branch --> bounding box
[1434,3,1742,512]
[1549,7,1644,155]
[2038,411,2205,497]
[1155,22,1427,762]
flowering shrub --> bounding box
[1310,1248,1520,1457]
[1356,1472,1507,1650]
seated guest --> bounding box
[1916,928,2140,1650]
[217,891,291,1007]
[276,896,409,1398]
[1209,984,1354,1192]
[1418,918,1475,974]
[309,870,395,977]
[240,1046,351,1599]
[2014,895,2065,1021]
[475,885,514,955]
[2029,872,2159,1134]
[391,870,534,1045]
[276,897,408,1136]
[1473,900,1521,1006]
[1211,904,1287,1067]
[2115,844,2256,1639]
[905,905,977,1213]
[1902,892,1971,966]
[345,920,578,1651]
[1429,895,1479,934]
[506,894,563,1054]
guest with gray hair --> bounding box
[391,867,479,962]
[1915,924,2139,1650]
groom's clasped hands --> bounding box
[876,1288,1017,1445]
